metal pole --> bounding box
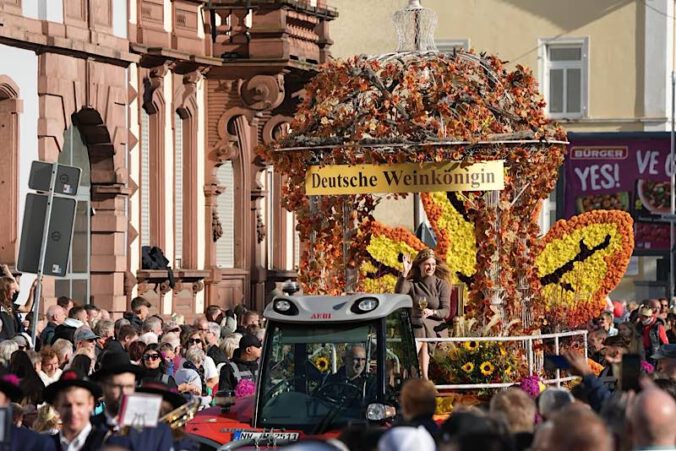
[554,335,561,387]
[670,71,675,304]
[30,163,59,344]
[413,193,421,229]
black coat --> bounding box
[40,322,58,350]
[207,344,228,366]
[48,426,108,451]
[104,423,174,451]
[0,310,18,341]
[51,324,76,345]
[12,426,56,451]
[219,357,259,393]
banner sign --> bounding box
[305,161,505,195]
[563,134,673,252]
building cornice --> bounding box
[0,12,138,66]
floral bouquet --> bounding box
[234,379,256,398]
[431,340,523,385]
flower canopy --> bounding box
[259,49,570,328]
[273,51,566,152]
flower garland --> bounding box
[535,210,634,329]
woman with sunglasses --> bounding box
[141,343,177,388]
[180,329,219,392]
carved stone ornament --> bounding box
[159,280,172,296]
[143,63,173,114]
[137,281,151,296]
[256,211,266,243]
[240,75,285,111]
[212,210,224,242]
[192,281,205,295]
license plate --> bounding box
[232,430,300,442]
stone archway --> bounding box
[71,107,129,312]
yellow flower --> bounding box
[314,356,330,373]
[504,367,513,377]
[463,341,480,353]
[480,361,495,376]
[499,345,507,357]
[461,362,474,373]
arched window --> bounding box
[0,77,20,265]
[55,125,91,304]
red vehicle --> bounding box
[186,293,419,449]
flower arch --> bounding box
[259,50,568,327]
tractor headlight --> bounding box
[351,297,379,314]
[273,299,298,315]
[366,403,396,421]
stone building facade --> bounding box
[0,0,336,317]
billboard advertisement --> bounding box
[563,133,673,253]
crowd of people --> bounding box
[0,267,265,451]
[1,258,676,451]
[306,297,676,451]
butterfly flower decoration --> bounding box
[358,192,634,330]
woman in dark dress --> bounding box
[395,248,453,380]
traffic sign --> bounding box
[28,161,81,196]
[17,193,77,277]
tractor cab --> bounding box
[187,293,419,448]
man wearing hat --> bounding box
[73,327,99,355]
[44,369,107,450]
[218,334,261,393]
[0,369,55,450]
[652,343,676,381]
[90,352,173,451]
[138,381,199,451]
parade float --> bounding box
[258,0,634,411]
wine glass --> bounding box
[418,296,428,311]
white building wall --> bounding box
[643,0,674,131]
[0,45,39,296]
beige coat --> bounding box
[395,275,451,339]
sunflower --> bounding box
[480,361,495,376]
[463,341,480,353]
[499,345,507,357]
[504,366,513,378]
[461,362,474,373]
[314,356,330,373]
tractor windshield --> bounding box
[257,321,380,432]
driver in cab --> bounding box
[321,345,375,406]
